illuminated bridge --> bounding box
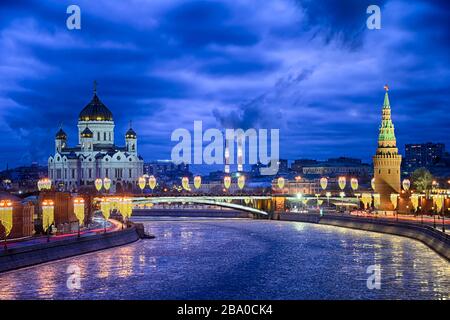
[96,194,361,217]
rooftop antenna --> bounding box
[93,80,97,95]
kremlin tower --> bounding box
[373,85,402,211]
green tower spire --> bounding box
[377,85,397,147]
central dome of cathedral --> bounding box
[79,90,113,122]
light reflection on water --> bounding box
[0,218,448,300]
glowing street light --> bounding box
[320,177,328,190]
[100,198,111,233]
[73,198,85,237]
[277,177,285,190]
[138,176,146,191]
[224,176,231,190]
[182,177,190,191]
[148,175,157,190]
[95,178,103,191]
[402,179,410,191]
[0,200,13,249]
[338,177,346,190]
[37,178,52,191]
[237,175,246,190]
[194,176,202,189]
[350,178,358,191]
[42,199,54,242]
[103,177,111,191]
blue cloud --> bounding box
[0,0,448,168]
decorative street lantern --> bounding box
[277,177,285,190]
[100,198,111,232]
[350,178,358,191]
[338,177,346,190]
[434,194,444,213]
[73,198,85,237]
[371,178,376,191]
[411,194,419,212]
[122,198,133,219]
[224,176,231,189]
[390,193,399,210]
[138,176,146,190]
[42,199,55,235]
[402,179,411,191]
[38,178,52,191]
[0,200,13,246]
[117,198,127,228]
[361,193,372,209]
[95,178,103,191]
[103,177,111,191]
[148,175,157,190]
[237,175,246,190]
[194,176,202,189]
[73,198,85,225]
[320,177,328,190]
[182,177,190,191]
[373,194,380,209]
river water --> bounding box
[0,218,449,300]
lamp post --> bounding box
[74,198,85,238]
[42,199,54,242]
[102,177,111,230]
[354,193,361,216]
[339,192,345,215]
[433,206,436,228]
[419,206,423,224]
[442,203,446,233]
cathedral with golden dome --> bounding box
[48,82,144,192]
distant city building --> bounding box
[291,159,318,174]
[272,178,320,195]
[404,142,445,172]
[301,157,371,178]
[144,160,190,179]
[373,86,401,211]
[48,83,144,193]
[0,163,47,193]
[277,159,289,173]
[250,162,268,177]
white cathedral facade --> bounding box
[48,85,144,193]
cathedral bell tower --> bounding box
[373,85,402,211]
[80,126,94,152]
[125,123,137,155]
[55,127,67,153]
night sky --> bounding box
[0,0,449,169]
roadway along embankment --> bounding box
[278,213,450,261]
[0,226,140,273]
